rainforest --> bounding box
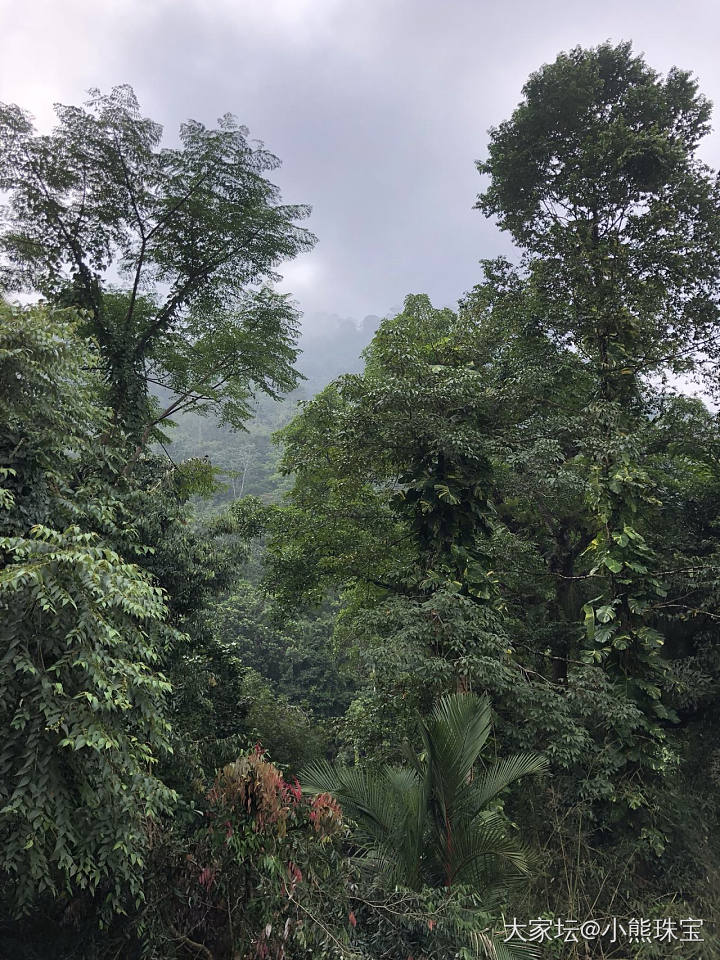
[0,40,719,960]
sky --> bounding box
[2,0,720,331]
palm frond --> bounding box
[300,759,425,888]
[472,930,541,960]
[472,752,548,809]
[303,762,406,836]
[300,756,340,796]
[420,692,492,815]
[447,814,534,888]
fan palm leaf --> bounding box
[302,758,426,888]
[472,753,549,810]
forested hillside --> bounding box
[165,313,380,505]
[1,42,719,960]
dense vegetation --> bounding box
[0,41,719,959]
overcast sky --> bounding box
[3,0,720,330]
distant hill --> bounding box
[163,311,383,505]
[295,312,381,392]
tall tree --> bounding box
[0,86,314,443]
[476,41,720,766]
[0,302,177,916]
[477,41,720,387]
[266,294,582,763]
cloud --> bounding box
[2,0,720,325]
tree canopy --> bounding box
[0,86,314,441]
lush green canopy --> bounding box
[1,43,720,960]
[0,86,314,440]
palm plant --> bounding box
[301,692,547,901]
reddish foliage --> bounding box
[207,752,294,834]
[198,865,217,890]
[308,792,343,837]
[281,777,302,804]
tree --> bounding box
[476,41,720,766]
[137,747,350,960]
[0,86,314,443]
[303,693,546,957]
[477,41,720,389]
[304,692,546,893]
[269,294,510,604]
[0,301,177,915]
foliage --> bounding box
[3,41,720,960]
[262,42,720,955]
[474,40,720,775]
[139,746,535,960]
[166,634,328,784]
[477,40,720,384]
[303,692,547,897]
[162,574,355,789]
[198,579,355,718]
[0,302,177,916]
[137,747,350,959]
[0,85,314,441]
